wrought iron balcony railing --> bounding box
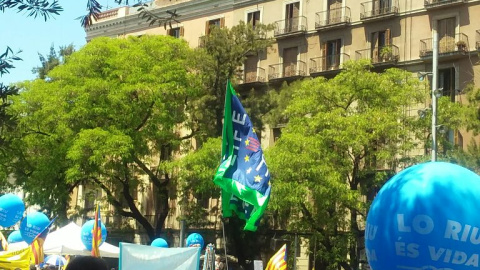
[243,67,266,84]
[360,0,399,21]
[315,7,351,29]
[309,53,350,73]
[420,33,469,57]
[274,16,307,37]
[268,61,306,80]
[355,44,399,64]
[424,0,467,10]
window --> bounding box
[283,47,298,77]
[438,67,456,102]
[247,11,261,28]
[328,0,342,24]
[272,127,282,143]
[371,29,391,62]
[322,39,342,70]
[285,2,300,32]
[454,130,463,148]
[438,17,456,53]
[244,55,258,83]
[205,18,224,35]
[167,27,183,38]
[373,0,391,15]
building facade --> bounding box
[84,0,480,269]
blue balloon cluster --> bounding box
[0,194,25,227]
[81,220,107,251]
[151,238,169,248]
[7,230,23,243]
[20,212,51,244]
[366,162,480,270]
[186,233,204,249]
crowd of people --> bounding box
[26,256,109,270]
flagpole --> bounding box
[222,218,229,270]
[222,79,229,270]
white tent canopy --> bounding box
[43,222,120,258]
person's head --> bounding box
[65,256,108,270]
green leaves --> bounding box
[265,61,428,269]
[5,35,198,235]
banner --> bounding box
[119,243,200,270]
[0,247,33,270]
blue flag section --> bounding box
[213,80,271,231]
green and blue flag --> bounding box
[213,80,271,231]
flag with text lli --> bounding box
[213,80,271,231]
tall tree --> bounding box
[6,35,199,239]
[32,44,75,80]
[191,21,275,141]
[265,61,431,270]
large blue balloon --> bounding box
[7,230,23,243]
[151,238,169,248]
[186,233,204,249]
[0,194,25,227]
[20,212,50,244]
[81,220,107,251]
[366,162,480,270]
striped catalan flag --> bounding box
[31,236,45,264]
[31,217,56,265]
[92,204,102,257]
[265,244,287,270]
[0,231,8,251]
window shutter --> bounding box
[322,42,328,71]
[180,26,184,37]
[205,21,210,35]
[385,29,391,45]
[220,17,225,28]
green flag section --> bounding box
[213,81,271,231]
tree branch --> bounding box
[91,177,135,217]
[133,156,162,187]
[135,101,155,131]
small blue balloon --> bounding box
[0,194,25,227]
[20,212,50,244]
[7,230,23,243]
[186,233,204,249]
[151,238,169,248]
[81,220,107,251]
[366,162,480,270]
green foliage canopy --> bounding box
[7,35,198,240]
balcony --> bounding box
[274,16,307,39]
[355,45,399,65]
[360,0,399,22]
[309,53,350,76]
[424,0,467,10]
[476,30,480,50]
[268,61,307,81]
[241,67,266,85]
[315,7,351,31]
[420,33,469,59]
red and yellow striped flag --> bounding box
[31,217,56,265]
[92,204,102,257]
[0,231,8,251]
[265,244,287,270]
[31,237,45,264]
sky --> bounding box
[0,0,123,85]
